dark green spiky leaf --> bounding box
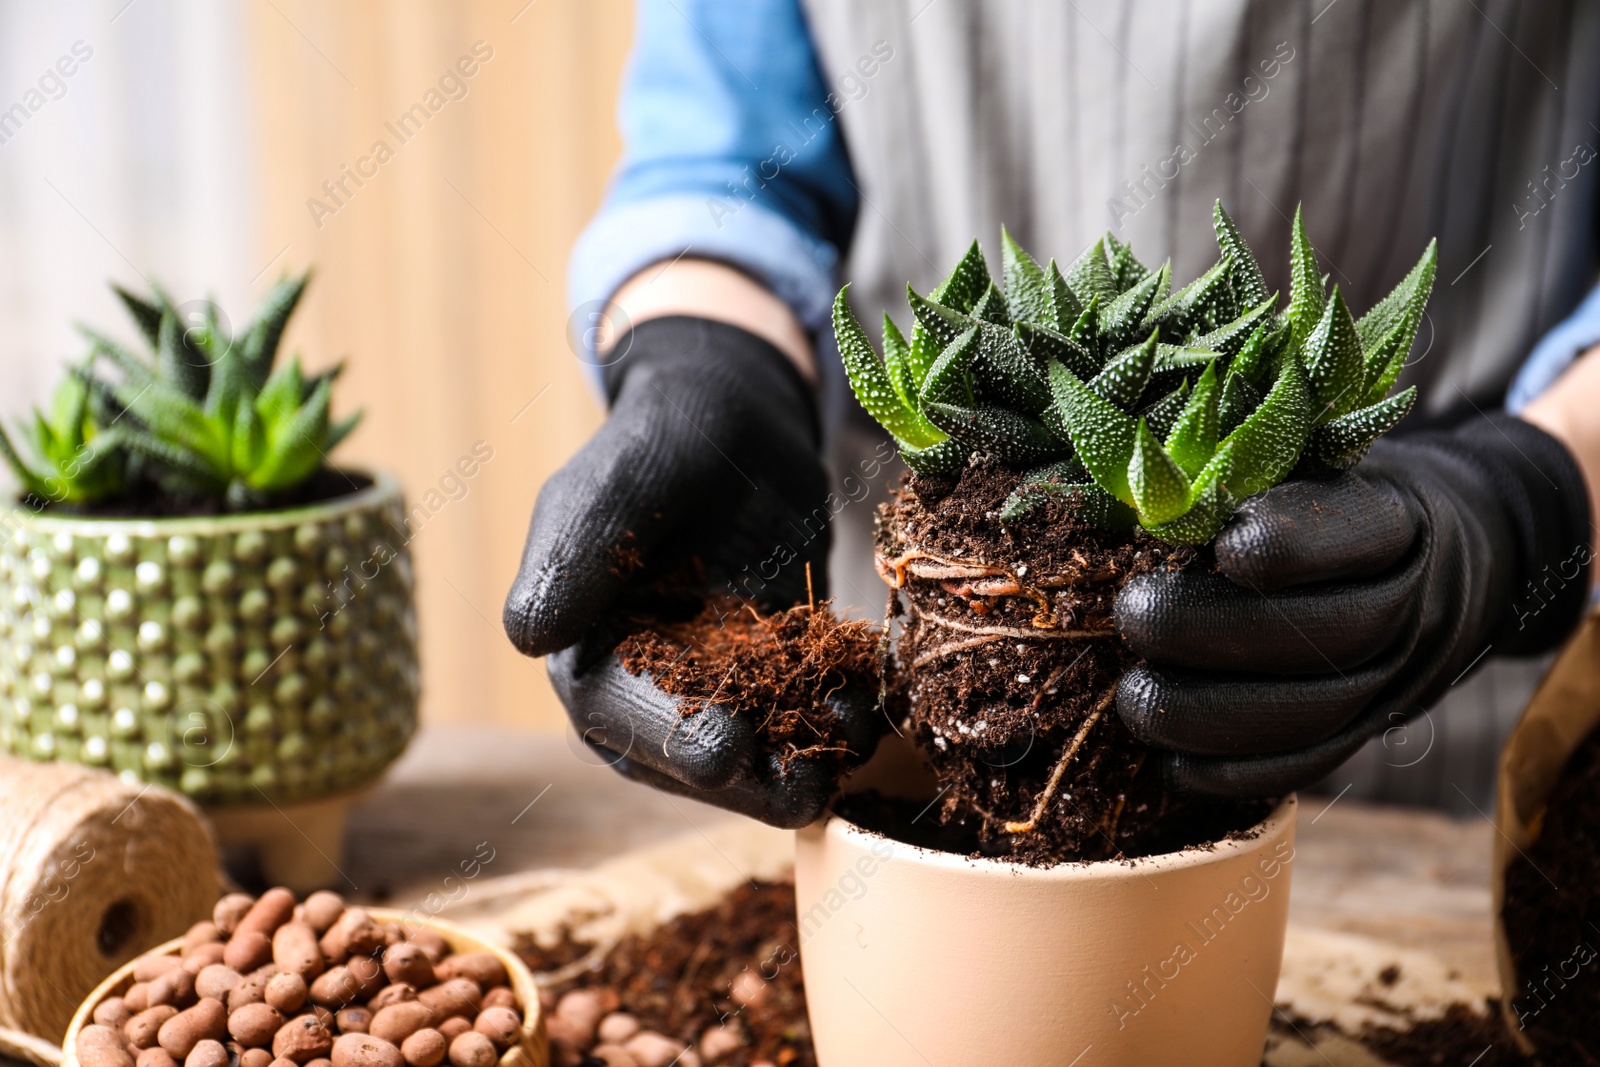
[1228,324,1272,385]
[240,273,310,389]
[1143,258,1230,339]
[1138,380,1190,441]
[1129,418,1191,524]
[115,285,166,346]
[908,286,976,351]
[1356,239,1438,352]
[157,311,211,401]
[1190,295,1274,357]
[78,327,155,388]
[1220,356,1311,499]
[1360,319,1414,407]
[972,282,1011,326]
[1047,260,1084,332]
[1218,369,1262,437]
[900,437,970,476]
[0,422,51,498]
[1088,330,1158,410]
[833,288,945,448]
[1153,345,1223,374]
[1286,204,1325,350]
[1302,286,1364,422]
[1212,200,1270,307]
[1099,262,1171,350]
[323,411,362,453]
[252,378,331,490]
[1066,293,1099,351]
[932,240,990,314]
[110,376,223,468]
[1142,473,1236,545]
[1165,362,1220,478]
[1001,227,1053,324]
[122,425,224,489]
[1000,467,1134,529]
[919,327,979,407]
[922,401,1066,466]
[1064,238,1118,306]
[882,315,919,410]
[1016,321,1098,380]
[972,323,1049,414]
[1302,387,1417,470]
[1047,359,1137,505]
[231,396,265,475]
[1105,233,1148,291]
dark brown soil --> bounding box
[1356,1003,1526,1065]
[615,597,878,772]
[33,467,371,517]
[1501,722,1600,1064]
[879,459,1266,863]
[516,880,815,1066]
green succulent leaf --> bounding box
[1164,362,1220,478]
[933,240,991,314]
[1212,200,1270,308]
[1047,359,1137,505]
[1302,386,1417,470]
[1218,369,1263,438]
[114,285,165,347]
[157,311,211,401]
[1129,418,1192,524]
[923,401,1066,466]
[1144,258,1230,339]
[240,272,310,390]
[900,437,970,476]
[1302,286,1365,422]
[833,287,946,448]
[1137,380,1191,441]
[1066,292,1100,351]
[1228,323,1273,385]
[1286,204,1325,350]
[881,314,918,410]
[1088,330,1158,410]
[1220,356,1311,500]
[972,323,1049,414]
[1000,463,1134,529]
[1099,262,1171,350]
[908,286,977,351]
[1065,238,1119,306]
[1105,233,1149,292]
[972,283,1011,326]
[1142,472,1236,545]
[1356,239,1438,353]
[1190,295,1275,357]
[1001,227,1053,324]
[1047,259,1084,332]
[1016,320,1098,381]
[919,326,980,407]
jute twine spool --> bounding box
[0,758,218,1050]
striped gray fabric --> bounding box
[803,0,1600,811]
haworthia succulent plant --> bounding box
[1,272,361,510]
[834,200,1436,545]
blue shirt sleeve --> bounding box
[569,0,858,364]
[1507,282,1600,413]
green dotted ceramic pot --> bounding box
[0,472,418,807]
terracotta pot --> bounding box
[794,794,1297,1067]
[61,907,548,1067]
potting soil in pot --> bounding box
[614,598,878,775]
[877,460,1273,864]
[1501,721,1600,1062]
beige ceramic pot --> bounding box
[794,794,1297,1067]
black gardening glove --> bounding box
[503,316,886,827]
[1114,414,1591,798]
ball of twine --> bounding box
[0,758,218,1047]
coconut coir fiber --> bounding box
[615,597,878,773]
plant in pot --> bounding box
[794,203,1436,1065]
[0,277,419,889]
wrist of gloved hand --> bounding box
[1112,412,1591,798]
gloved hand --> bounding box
[503,316,887,827]
[1113,414,1592,798]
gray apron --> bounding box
[803,0,1600,810]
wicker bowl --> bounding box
[60,908,547,1067]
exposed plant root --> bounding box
[1004,685,1117,834]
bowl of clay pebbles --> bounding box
[62,888,546,1067]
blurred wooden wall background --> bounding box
[248,0,629,731]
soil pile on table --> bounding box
[517,881,814,1066]
[1501,722,1600,1064]
[1356,1003,1525,1065]
[615,598,878,773]
[878,459,1270,864]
